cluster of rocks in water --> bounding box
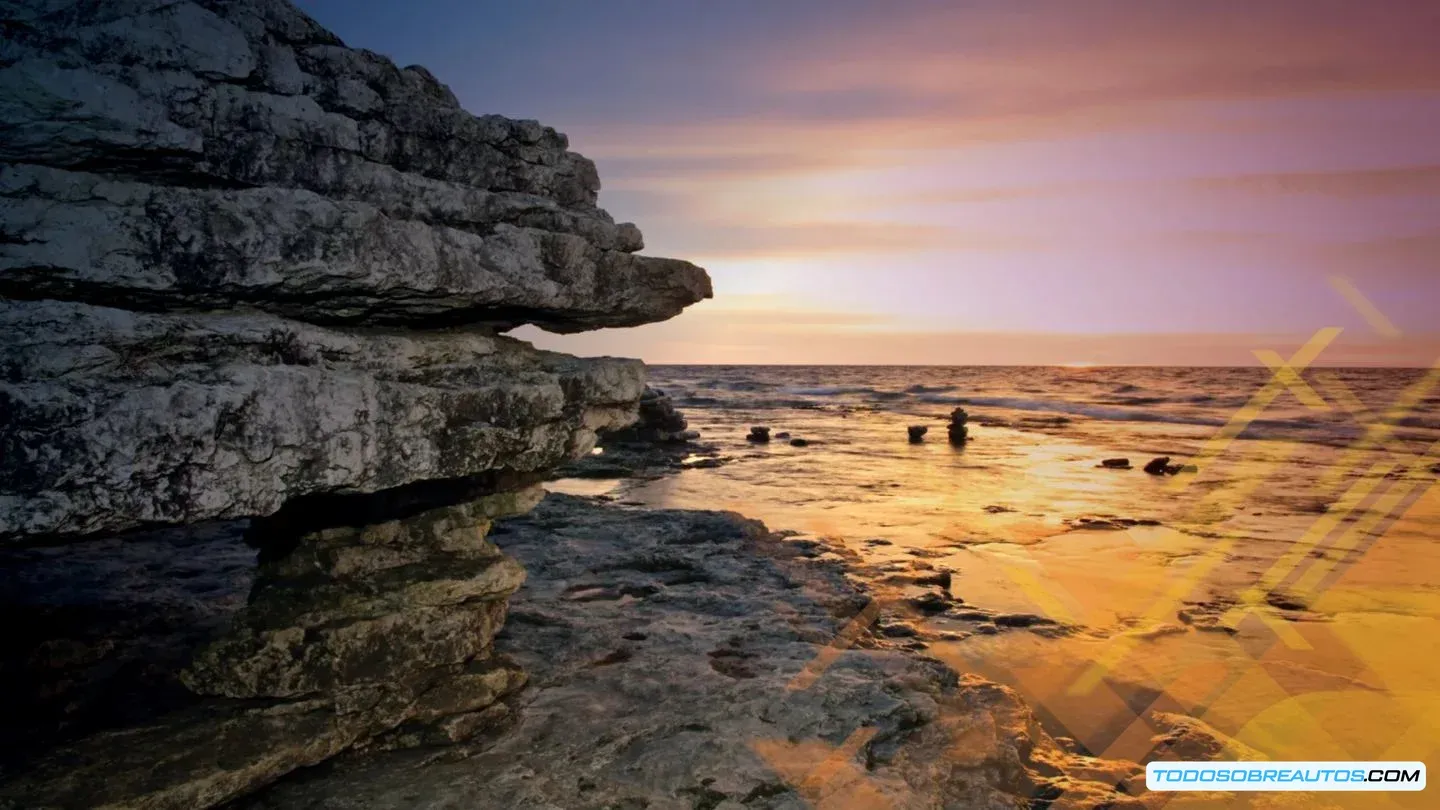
[746,425,810,446]
[1099,455,1194,474]
[947,407,970,444]
[555,386,723,478]
[602,386,698,444]
[907,408,970,445]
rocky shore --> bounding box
[234,494,1142,810]
[0,2,1210,808]
[1,0,713,804]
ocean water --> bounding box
[552,366,1440,781]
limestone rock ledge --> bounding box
[0,0,711,806]
[0,0,710,332]
[0,0,711,544]
[0,488,537,810]
[0,299,643,541]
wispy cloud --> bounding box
[1190,166,1440,197]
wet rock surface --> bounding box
[231,494,1140,810]
[0,0,711,805]
[946,407,969,446]
[557,386,720,479]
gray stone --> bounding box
[0,0,712,805]
[223,495,1141,810]
[0,0,710,331]
[0,300,643,542]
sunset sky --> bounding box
[298,0,1440,365]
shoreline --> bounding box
[236,493,1149,809]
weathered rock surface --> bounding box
[230,495,1142,810]
[604,385,696,444]
[1,299,643,541]
[0,1,709,331]
[0,488,541,810]
[0,0,711,805]
[0,0,710,543]
[556,385,719,479]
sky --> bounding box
[296,0,1440,365]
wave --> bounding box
[940,396,1229,427]
[781,385,883,396]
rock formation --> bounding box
[225,495,1144,810]
[907,424,928,443]
[0,0,709,806]
[553,385,720,479]
[599,386,696,444]
[747,425,771,443]
[1144,456,1188,475]
[947,407,970,445]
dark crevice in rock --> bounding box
[0,519,255,770]
[247,471,542,557]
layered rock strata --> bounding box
[229,495,1146,809]
[602,385,697,444]
[0,0,709,806]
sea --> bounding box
[551,365,1440,771]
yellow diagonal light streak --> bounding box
[1310,362,1440,494]
[788,599,881,691]
[1330,275,1402,339]
[994,554,1080,625]
[1061,330,1344,693]
[1069,441,1306,694]
[1254,349,1331,411]
[1232,371,1440,621]
[1236,458,1399,604]
[796,726,880,794]
[1168,327,1341,488]
[1290,441,1440,598]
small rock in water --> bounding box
[1100,458,1131,469]
[774,431,791,439]
[746,426,771,443]
[992,613,1058,629]
[1143,456,1172,475]
[909,592,951,614]
[1164,463,1185,475]
[877,621,920,638]
[947,407,970,445]
[907,425,929,443]
[911,570,952,590]
[788,437,810,447]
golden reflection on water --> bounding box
[550,404,1440,808]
